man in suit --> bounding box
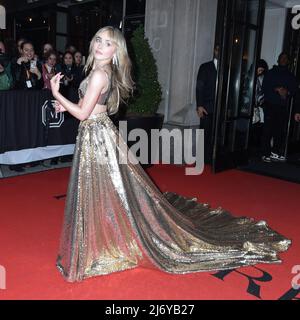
[261,52,298,162]
[196,45,219,164]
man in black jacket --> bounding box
[196,45,219,164]
[261,52,298,162]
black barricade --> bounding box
[0,89,79,154]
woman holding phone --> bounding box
[11,41,43,90]
[10,41,44,171]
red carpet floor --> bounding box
[0,164,299,300]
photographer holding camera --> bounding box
[11,41,43,90]
[59,51,79,103]
[0,41,13,91]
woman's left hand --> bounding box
[50,73,64,96]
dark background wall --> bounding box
[0,0,145,57]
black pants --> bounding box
[199,114,213,164]
[261,102,289,156]
[249,122,264,158]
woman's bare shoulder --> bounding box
[88,68,109,88]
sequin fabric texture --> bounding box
[56,71,291,282]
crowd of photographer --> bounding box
[0,38,84,95]
[0,38,84,172]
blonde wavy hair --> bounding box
[84,26,134,115]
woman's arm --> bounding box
[55,97,83,113]
[51,69,107,121]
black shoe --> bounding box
[60,155,73,163]
[50,158,59,165]
[28,161,41,167]
[262,156,271,163]
[9,164,25,172]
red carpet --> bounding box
[0,164,299,300]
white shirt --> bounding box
[214,58,218,70]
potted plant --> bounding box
[117,25,164,167]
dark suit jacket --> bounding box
[262,65,298,107]
[196,60,217,114]
[11,59,44,90]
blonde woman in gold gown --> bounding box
[50,26,291,282]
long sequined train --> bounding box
[56,111,291,282]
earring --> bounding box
[112,55,118,67]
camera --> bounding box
[64,66,73,78]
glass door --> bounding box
[212,0,266,172]
[283,8,300,159]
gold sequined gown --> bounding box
[56,72,291,282]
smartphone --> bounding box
[30,60,37,69]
